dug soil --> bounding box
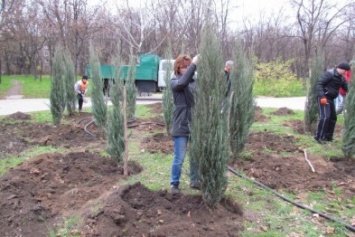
[0,104,354,236]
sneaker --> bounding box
[314,137,326,144]
[190,183,200,190]
[171,185,180,194]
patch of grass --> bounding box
[48,215,82,237]
[123,152,172,191]
[0,74,84,98]
[19,75,52,98]
[135,104,156,119]
[0,146,59,175]
[30,110,54,123]
[0,155,25,175]
[254,78,306,97]
[0,77,14,98]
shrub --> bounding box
[126,54,137,119]
[63,49,76,115]
[304,54,324,133]
[343,63,355,159]
[50,47,66,125]
[89,46,107,133]
[107,57,125,162]
[229,41,255,157]
[162,50,174,135]
[189,24,228,208]
[253,60,304,97]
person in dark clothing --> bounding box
[314,62,350,143]
[170,53,199,194]
[224,60,233,97]
[221,60,234,114]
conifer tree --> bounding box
[126,54,137,119]
[107,56,125,162]
[229,41,255,157]
[63,49,76,115]
[304,53,324,133]
[189,24,228,208]
[89,45,107,133]
[50,47,66,125]
[162,49,174,135]
[342,62,355,159]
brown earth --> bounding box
[0,104,354,236]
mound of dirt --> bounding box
[6,111,31,120]
[283,120,306,134]
[233,131,355,197]
[0,121,30,155]
[245,131,300,154]
[146,102,163,114]
[0,152,141,237]
[141,132,173,154]
[271,107,295,116]
[254,107,269,122]
[81,182,244,237]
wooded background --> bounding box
[0,0,354,79]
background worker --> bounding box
[335,65,352,114]
[314,62,350,143]
[224,60,234,97]
[74,75,89,112]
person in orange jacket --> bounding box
[74,75,89,112]
[314,62,350,143]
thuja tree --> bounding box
[304,53,324,133]
[342,63,355,159]
[126,54,137,119]
[229,41,255,157]
[107,57,125,162]
[189,24,228,208]
[89,46,107,132]
[63,49,76,115]
[50,47,66,125]
[162,49,174,135]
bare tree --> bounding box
[291,0,350,77]
[38,0,105,74]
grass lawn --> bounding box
[0,103,354,236]
[0,74,307,98]
[0,75,83,98]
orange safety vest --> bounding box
[80,81,89,93]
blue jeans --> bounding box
[335,94,345,114]
[170,136,199,186]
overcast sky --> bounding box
[96,0,350,26]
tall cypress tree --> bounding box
[162,49,174,135]
[229,41,255,157]
[63,49,76,115]
[50,47,66,125]
[304,53,324,133]
[189,24,228,208]
[126,54,137,119]
[107,56,125,163]
[89,45,107,133]
[342,62,355,159]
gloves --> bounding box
[192,54,200,64]
[320,97,327,105]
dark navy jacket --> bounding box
[317,68,348,99]
[170,63,197,137]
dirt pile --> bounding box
[81,182,243,237]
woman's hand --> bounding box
[192,54,200,65]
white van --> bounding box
[158,59,175,90]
